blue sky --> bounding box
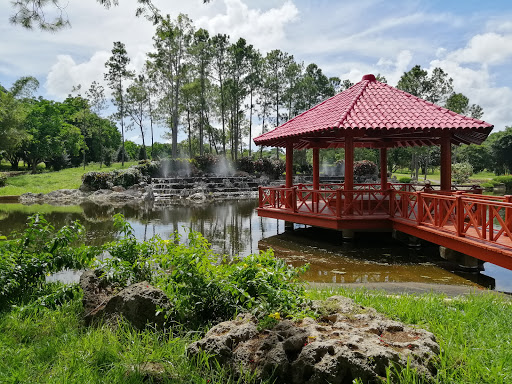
[1,0,512,144]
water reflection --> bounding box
[0,200,510,293]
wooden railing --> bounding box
[391,190,512,245]
[259,185,391,218]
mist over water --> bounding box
[213,157,235,176]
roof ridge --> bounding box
[334,80,370,128]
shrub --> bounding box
[116,146,129,162]
[0,174,6,187]
[138,146,148,161]
[354,160,377,178]
[111,168,144,189]
[492,175,512,190]
[254,158,285,179]
[103,148,114,167]
[398,176,412,183]
[237,157,255,173]
[193,154,220,173]
[452,162,473,184]
[0,215,96,307]
[95,215,310,328]
[135,160,161,177]
[81,171,113,191]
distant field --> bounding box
[392,170,495,184]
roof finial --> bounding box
[362,74,376,81]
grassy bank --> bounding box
[1,288,510,383]
[0,162,138,196]
[392,170,495,184]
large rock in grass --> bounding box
[80,270,171,330]
[187,296,439,384]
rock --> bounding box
[80,269,115,325]
[111,185,125,192]
[79,271,171,330]
[103,282,171,330]
[187,192,207,202]
[187,296,439,384]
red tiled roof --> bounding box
[253,74,493,149]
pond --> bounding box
[1,200,511,293]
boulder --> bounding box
[80,269,115,325]
[80,271,171,330]
[102,282,171,330]
[187,296,439,384]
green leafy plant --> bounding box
[94,213,157,286]
[398,176,412,183]
[0,215,97,308]
[93,215,310,328]
[492,175,512,190]
[452,162,473,184]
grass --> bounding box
[0,203,83,215]
[392,169,496,184]
[1,287,510,383]
[0,162,138,196]
[0,296,257,384]
[309,287,512,384]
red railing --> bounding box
[259,185,391,218]
[259,183,512,260]
[391,190,512,246]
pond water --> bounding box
[1,200,511,293]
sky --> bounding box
[2,0,512,145]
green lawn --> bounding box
[0,162,138,196]
[392,169,495,184]
[0,288,509,383]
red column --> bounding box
[440,136,452,191]
[344,136,354,190]
[313,148,320,190]
[344,136,354,215]
[312,147,320,209]
[286,142,293,188]
[380,147,388,190]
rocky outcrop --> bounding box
[80,270,171,330]
[20,183,154,206]
[187,296,439,384]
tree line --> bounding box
[3,11,512,175]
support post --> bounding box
[344,136,354,190]
[440,136,452,192]
[286,142,293,188]
[344,136,354,214]
[285,142,294,209]
[380,147,388,191]
[313,147,320,209]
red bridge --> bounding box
[258,183,512,270]
[253,75,511,270]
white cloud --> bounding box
[446,33,512,65]
[45,52,110,99]
[196,0,299,51]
